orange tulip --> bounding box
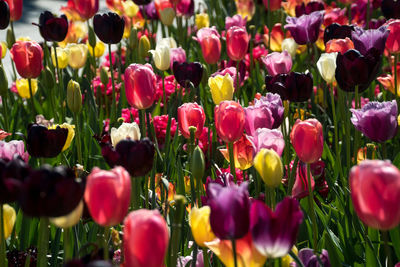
[220,134,254,170]
[325,38,355,54]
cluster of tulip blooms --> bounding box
[1,0,400,266]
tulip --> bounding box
[323,23,354,44]
[26,124,69,158]
[351,26,389,56]
[16,78,38,99]
[261,51,292,76]
[350,100,398,143]
[386,20,400,54]
[254,148,283,188]
[191,146,205,180]
[284,11,324,45]
[194,27,221,64]
[335,48,381,93]
[110,122,141,147]
[1,204,16,240]
[67,0,99,20]
[290,119,323,164]
[295,1,324,17]
[293,248,330,267]
[292,161,315,199]
[138,35,151,59]
[215,100,245,143]
[281,38,298,58]
[208,182,250,240]
[150,45,170,71]
[220,134,254,170]
[20,165,84,217]
[0,157,30,204]
[93,12,125,44]
[122,1,139,17]
[125,64,157,109]
[0,1,10,30]
[225,14,247,30]
[67,43,88,69]
[226,26,249,61]
[189,206,216,247]
[157,37,177,49]
[208,74,234,105]
[132,0,151,5]
[67,79,82,114]
[85,167,131,226]
[4,0,22,21]
[264,24,285,52]
[265,72,313,102]
[195,13,210,29]
[325,37,354,54]
[235,0,255,20]
[46,123,75,152]
[350,160,400,230]
[253,93,284,129]
[37,11,69,42]
[248,128,285,156]
[250,198,303,258]
[173,62,203,88]
[159,7,175,26]
[0,42,6,59]
[317,52,338,84]
[381,0,400,19]
[0,140,29,162]
[244,104,274,136]
[10,41,43,79]
[262,0,282,11]
[377,66,400,97]
[51,47,70,69]
[87,40,105,58]
[49,200,83,228]
[169,47,186,70]
[177,102,205,139]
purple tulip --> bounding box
[208,182,250,240]
[244,105,274,136]
[255,93,284,129]
[173,61,203,88]
[261,51,292,77]
[170,47,186,70]
[142,2,158,20]
[265,72,313,102]
[93,12,125,44]
[225,14,247,30]
[295,1,325,17]
[250,197,303,258]
[291,248,330,267]
[351,26,389,56]
[0,140,29,162]
[323,23,354,44]
[248,128,285,156]
[284,11,324,45]
[350,100,398,143]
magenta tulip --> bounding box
[244,105,274,136]
[226,26,249,61]
[290,119,323,163]
[178,102,206,139]
[215,100,245,143]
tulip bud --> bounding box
[6,28,15,49]
[67,80,82,114]
[0,65,8,96]
[40,67,55,89]
[138,35,151,59]
[159,7,175,26]
[2,204,16,240]
[88,25,97,48]
[195,13,210,30]
[129,27,138,50]
[254,149,283,188]
[100,67,109,86]
[214,101,245,143]
[191,146,205,180]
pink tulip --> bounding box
[10,41,43,79]
[261,51,292,76]
[84,167,131,226]
[350,160,400,230]
[170,47,186,70]
[290,119,323,164]
[0,140,29,162]
[178,102,206,139]
[244,105,274,136]
[248,128,285,156]
[225,14,247,30]
[125,63,157,110]
[123,209,169,267]
[215,100,245,143]
[226,26,249,61]
[194,27,221,64]
[292,161,315,199]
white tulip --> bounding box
[317,52,338,84]
[149,45,171,71]
[281,38,298,58]
[110,122,141,147]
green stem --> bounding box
[202,247,210,267]
[382,231,392,267]
[63,228,72,262]
[0,206,6,267]
[228,142,237,183]
[103,227,109,260]
[287,157,299,196]
[139,109,146,138]
[9,22,17,80]
[1,90,9,132]
[307,163,318,250]
[108,43,117,125]
[231,239,238,267]
[28,78,37,119]
[37,217,50,267]
[74,114,83,164]
[329,85,343,182]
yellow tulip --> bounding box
[50,201,83,228]
[189,206,216,247]
[208,74,234,105]
[282,246,298,267]
[254,148,283,188]
[0,42,7,59]
[195,13,210,30]
[16,36,32,42]
[123,0,139,17]
[16,78,38,99]
[67,43,88,69]
[51,47,70,69]
[87,40,105,58]
[2,204,16,240]
[48,123,75,152]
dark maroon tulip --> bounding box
[381,0,400,19]
[293,248,330,267]
[323,23,354,44]
[173,61,203,88]
[335,48,381,93]
[351,26,389,56]
[0,0,10,30]
[37,11,69,42]
[0,156,30,203]
[26,124,68,158]
[93,12,125,44]
[250,197,303,258]
[265,72,313,102]
[133,0,152,5]
[284,11,324,45]
[19,165,84,217]
[208,182,250,240]
[295,1,324,17]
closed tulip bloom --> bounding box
[66,79,82,114]
[325,38,354,54]
[195,13,210,29]
[37,11,69,42]
[208,74,234,105]
[351,26,389,56]
[281,38,298,58]
[350,160,400,230]
[150,45,170,71]
[0,1,10,29]
[249,128,285,156]
[178,102,205,139]
[189,206,216,247]
[51,47,70,69]
[250,198,303,258]
[254,148,283,188]
[93,12,125,44]
[290,119,323,164]
[173,61,203,88]
[220,134,254,170]
[16,78,38,99]
[382,0,400,19]
[194,27,221,64]
[124,63,157,109]
[215,101,245,143]
[169,47,186,70]
[386,20,400,54]
[261,51,292,76]
[350,100,398,143]
[85,167,131,226]
[226,26,249,61]
[159,7,175,26]
[0,42,6,59]
[138,35,151,59]
[68,0,99,20]
[4,0,22,21]
[265,72,313,102]
[49,200,83,228]
[244,104,274,136]
[284,11,324,45]
[67,43,88,69]
[10,41,43,79]
[123,209,169,267]
[110,122,141,147]
[26,124,69,158]
[323,23,354,44]
[317,52,338,84]
[235,0,255,20]
[2,204,16,239]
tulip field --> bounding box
[2,0,400,266]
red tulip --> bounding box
[194,27,221,64]
[84,167,131,226]
[386,20,400,54]
[350,160,400,230]
[68,0,99,20]
[290,119,323,164]
[123,209,169,267]
[124,63,157,110]
[226,26,249,61]
[10,41,43,79]
[178,102,206,139]
[215,100,245,143]
[262,0,282,11]
[4,0,22,21]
